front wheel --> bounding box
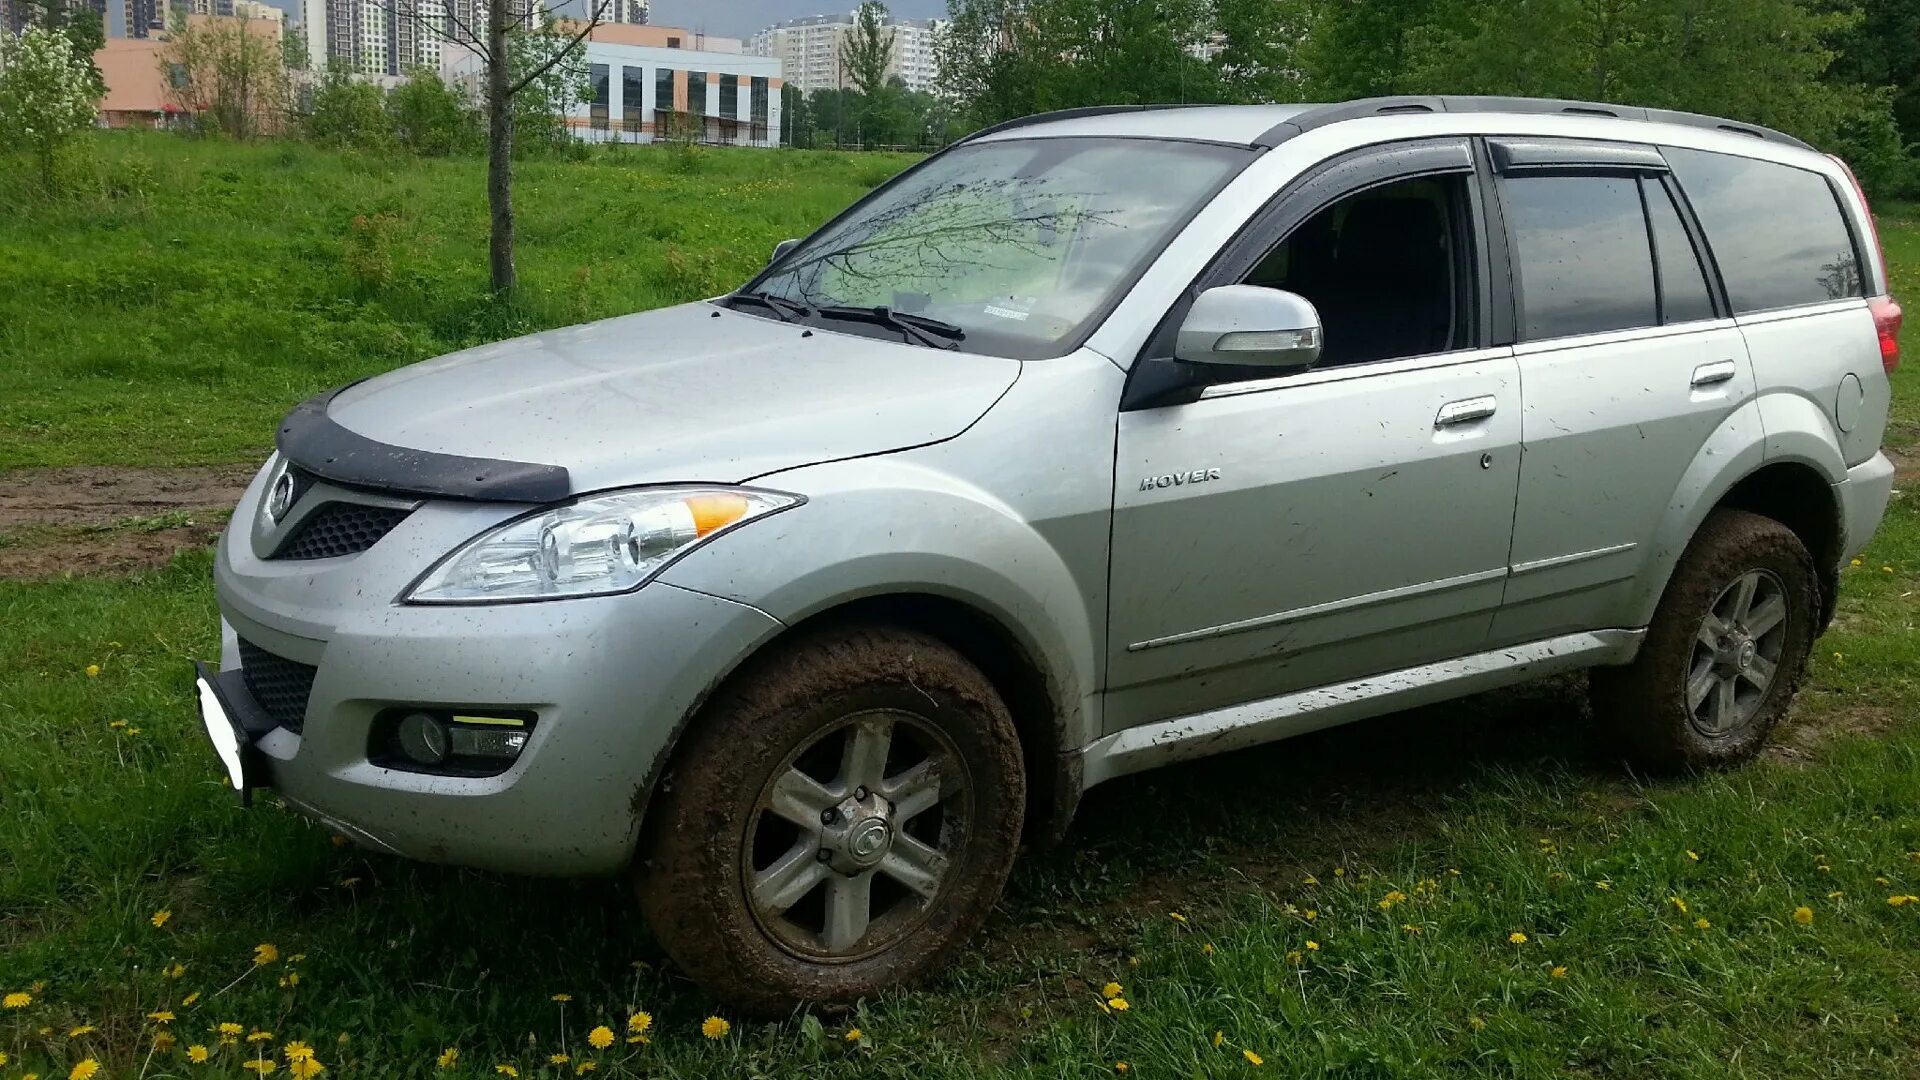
[635,626,1025,1013]
[1593,509,1818,771]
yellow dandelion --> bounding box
[1468,1016,1487,1031]
[284,1041,313,1062]
[149,1010,177,1023]
[5,991,31,1009]
[550,993,571,1003]
[1303,909,1317,921]
[1284,949,1303,963]
[243,1062,277,1077]
[181,991,200,1007]
[626,1011,652,1035]
[437,1048,459,1069]
[1402,923,1423,935]
[1302,874,1319,886]
[189,1045,211,1064]
[701,1016,730,1040]
[1378,890,1407,910]
[1107,997,1130,1012]
[253,943,280,966]
[1794,906,1815,925]
[1669,897,1689,914]
[1851,557,1864,567]
[1168,911,1187,924]
[1305,940,1320,951]
[70,1061,101,1080]
[494,1067,518,1077]
[1594,880,1612,891]
[844,1028,862,1043]
[1508,932,1527,944]
[549,1054,571,1065]
[1695,918,1712,930]
[575,1064,597,1075]
[1211,1030,1225,1048]
[1201,942,1216,956]
[1101,981,1124,1000]
[1243,1049,1265,1066]
[69,1025,98,1038]
[1550,965,1568,979]
[289,1058,324,1080]
[1115,1062,1129,1073]
[154,1032,178,1052]
[1828,891,1846,900]
[587,1025,614,1050]
[1687,850,1700,862]
[152,910,173,929]
[166,964,188,980]
[1884,565,1895,573]
[219,1023,245,1037]
[247,1030,274,1044]
[1333,867,1345,877]
[1889,895,1920,907]
[85,664,101,677]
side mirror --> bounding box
[770,238,800,266]
[1174,285,1323,371]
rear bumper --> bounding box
[1837,451,1896,561]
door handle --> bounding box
[1691,360,1738,387]
[1435,396,1498,428]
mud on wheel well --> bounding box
[1715,463,1843,630]
[775,594,1074,848]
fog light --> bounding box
[397,712,450,765]
[449,726,529,759]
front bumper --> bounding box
[209,466,785,876]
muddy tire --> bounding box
[1593,509,1818,771]
[635,625,1025,1014]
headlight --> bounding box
[404,486,799,604]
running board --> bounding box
[1080,629,1644,789]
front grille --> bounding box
[238,638,318,733]
[276,503,412,560]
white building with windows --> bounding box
[442,23,782,146]
[749,11,946,94]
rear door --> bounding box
[1487,140,1759,645]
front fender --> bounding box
[657,455,1106,756]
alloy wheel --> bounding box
[1685,568,1789,738]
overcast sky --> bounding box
[247,0,949,38]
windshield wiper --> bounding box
[728,290,818,325]
[818,305,966,350]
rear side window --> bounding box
[1503,174,1658,340]
[1643,177,1716,324]
[1664,147,1861,313]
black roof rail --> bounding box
[1251,95,1815,152]
[960,104,1211,144]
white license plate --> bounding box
[195,674,250,797]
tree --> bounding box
[11,0,106,92]
[0,26,104,190]
[283,25,310,72]
[380,0,609,293]
[161,12,291,138]
[388,66,480,155]
[842,1,897,99]
[304,61,392,149]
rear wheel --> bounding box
[1593,510,1818,770]
[635,626,1025,1013]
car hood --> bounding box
[325,302,1021,495]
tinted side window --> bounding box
[1504,174,1658,340]
[1643,177,1716,324]
[1664,147,1861,313]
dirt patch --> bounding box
[0,465,249,579]
[1888,445,1917,487]
[0,465,254,529]
[1766,704,1901,764]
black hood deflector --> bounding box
[276,386,572,503]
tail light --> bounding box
[1870,295,1902,373]
[1829,154,1901,373]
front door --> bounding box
[1105,158,1522,732]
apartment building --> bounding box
[301,0,536,77]
[749,11,946,94]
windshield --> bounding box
[733,137,1255,359]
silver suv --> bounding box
[196,96,1902,1011]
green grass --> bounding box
[0,143,1917,1080]
[0,134,917,468]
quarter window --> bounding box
[1664,147,1861,313]
[1503,174,1658,340]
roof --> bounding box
[966,97,1814,154]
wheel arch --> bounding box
[633,589,1085,857]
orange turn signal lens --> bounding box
[684,493,752,537]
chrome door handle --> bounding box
[1691,360,1738,387]
[1435,396,1498,428]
